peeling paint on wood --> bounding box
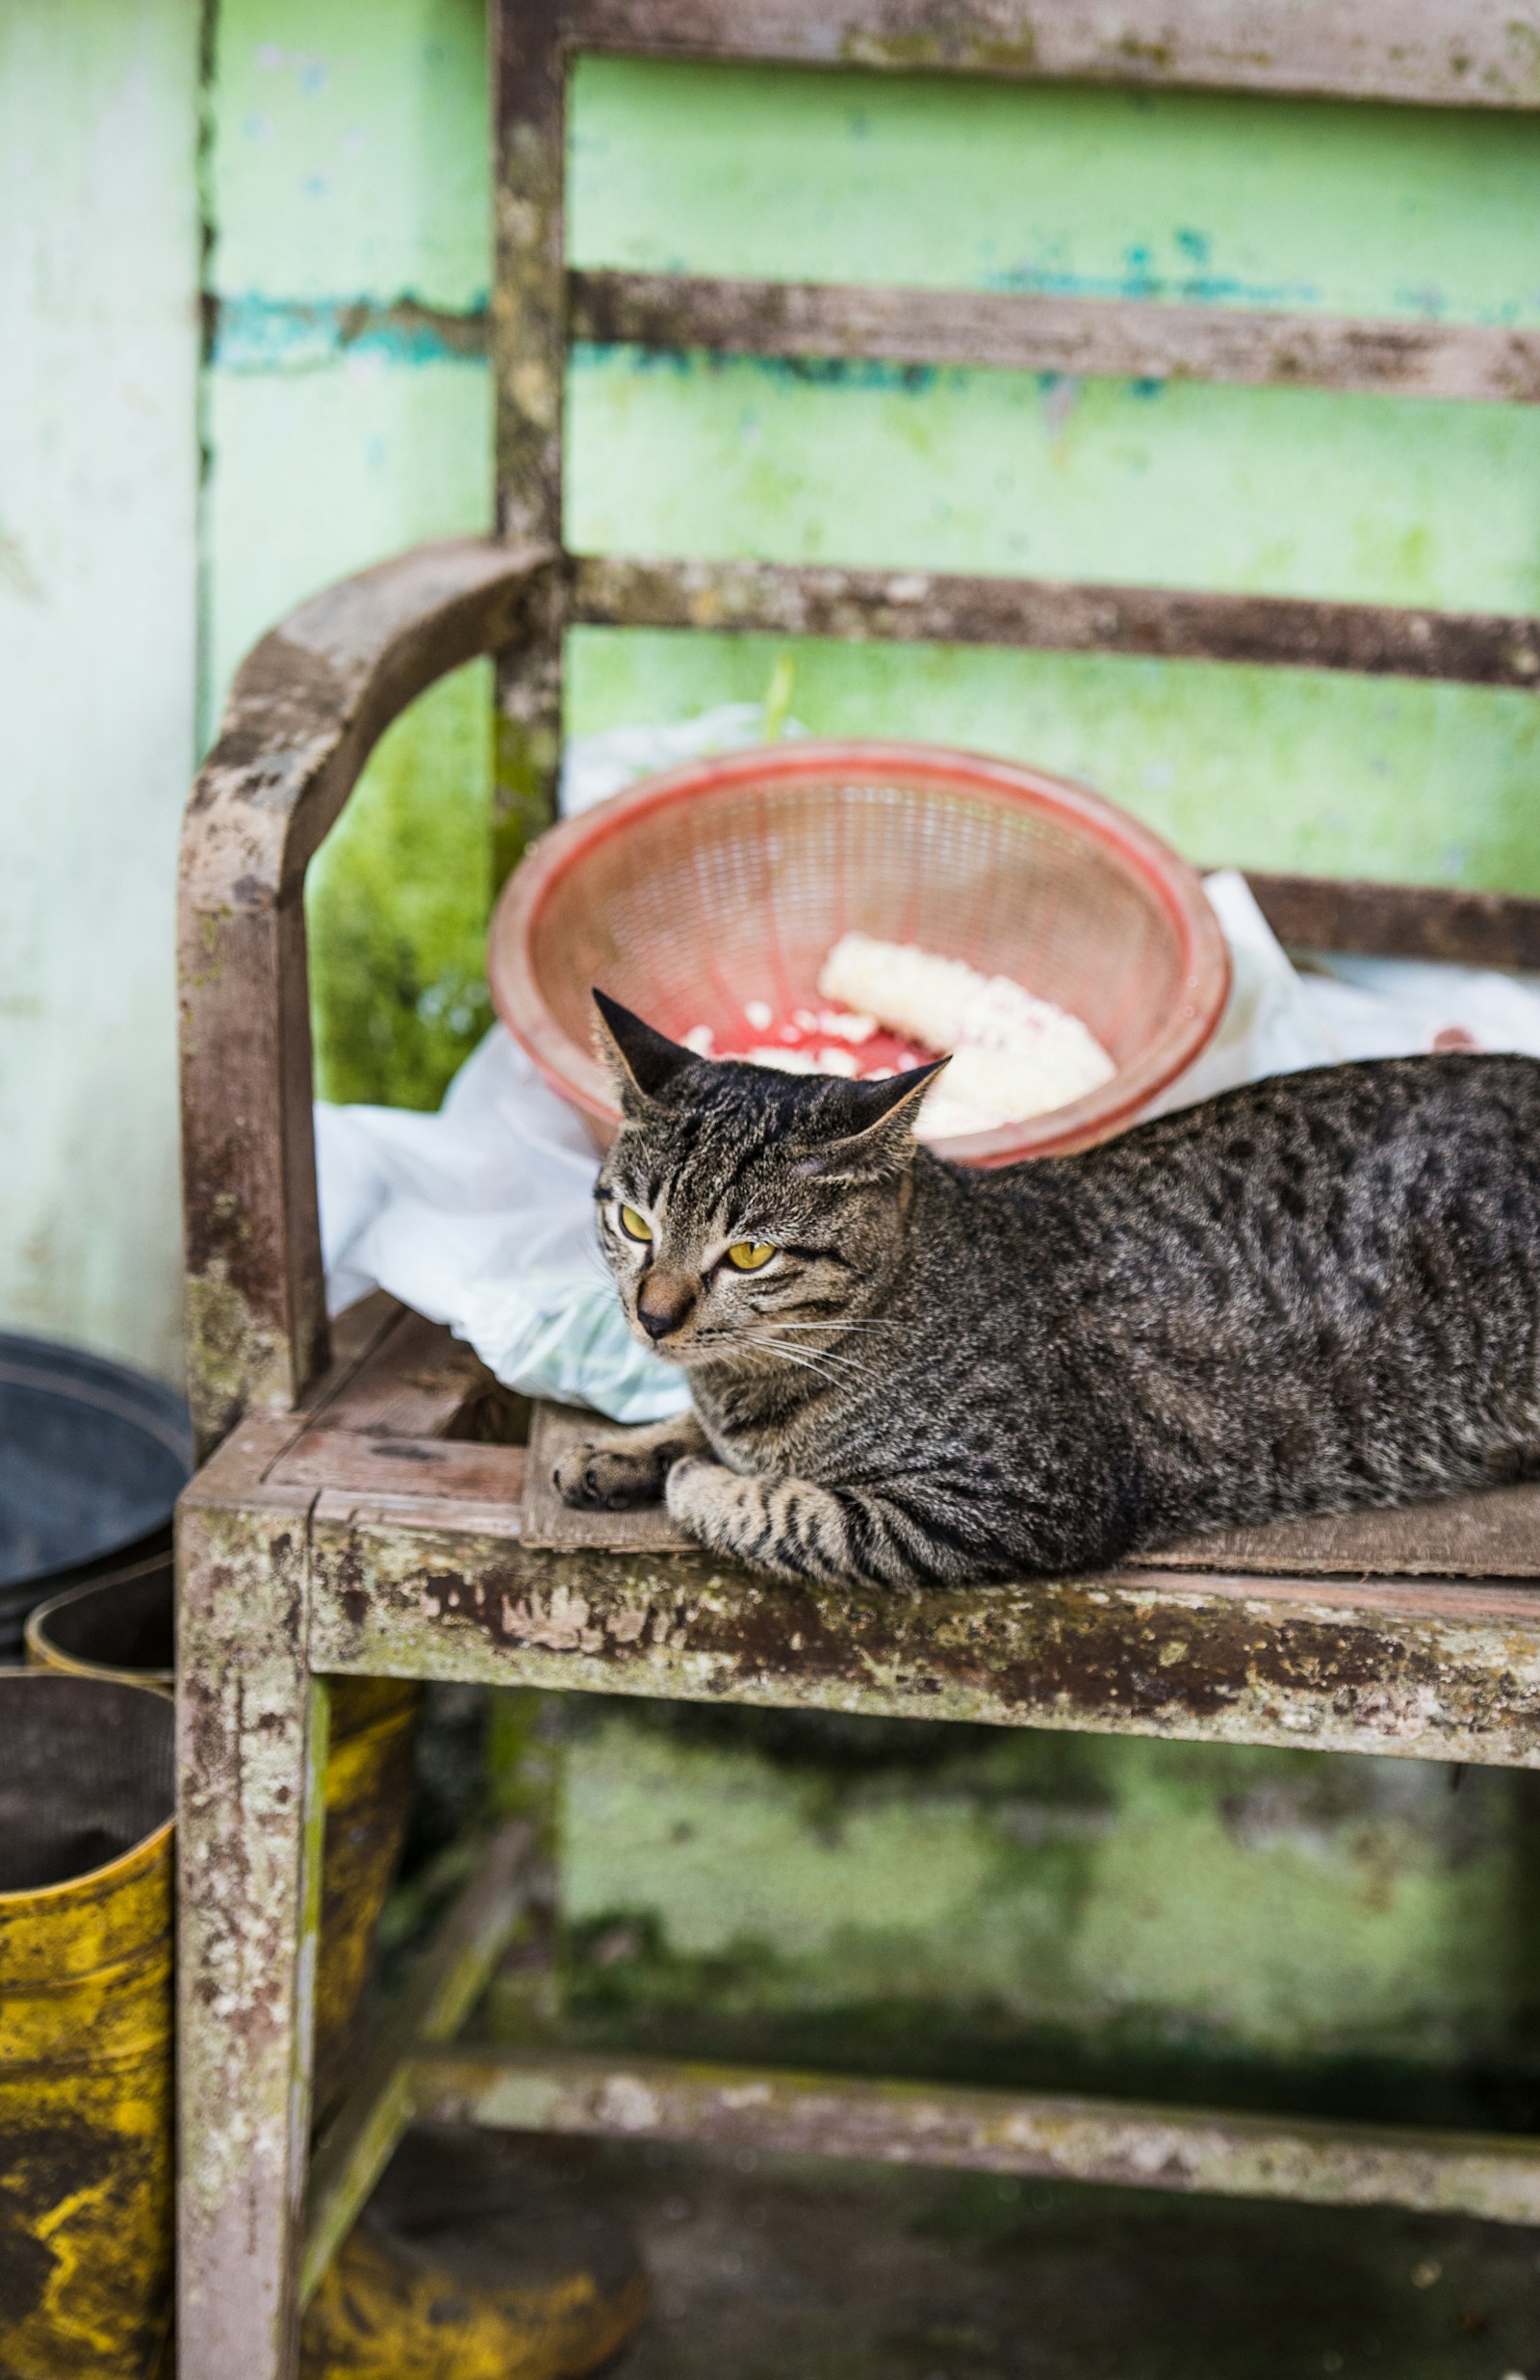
[305,1509,1540,1772]
[212,294,490,375]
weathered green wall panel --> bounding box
[569,628,1540,890]
[567,350,1540,609]
[563,60,1540,903]
[564,1711,1540,2105]
[204,360,492,714]
[212,0,489,311]
[569,62,1540,323]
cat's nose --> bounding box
[637,1276,697,1340]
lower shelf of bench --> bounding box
[300,1824,1540,2321]
[409,2048,1540,2229]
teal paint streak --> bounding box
[985,256,1321,310]
[574,341,942,398]
[213,290,488,371]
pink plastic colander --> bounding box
[489,741,1230,1165]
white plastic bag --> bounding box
[560,700,805,816]
[1143,870,1341,1116]
[1151,869,1540,1116]
[316,1029,690,1424]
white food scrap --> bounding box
[818,932,1116,1139]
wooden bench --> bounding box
[175,8,1540,2372]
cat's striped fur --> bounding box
[554,992,1540,1590]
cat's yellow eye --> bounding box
[618,1204,653,1243]
[727,1240,775,1272]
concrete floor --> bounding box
[586,2138,1540,2380]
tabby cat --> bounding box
[554,990,1540,1589]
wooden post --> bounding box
[176,1424,327,2380]
[491,0,567,885]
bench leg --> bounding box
[177,1495,326,2380]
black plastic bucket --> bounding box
[0,1335,192,1660]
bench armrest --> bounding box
[179,536,552,1456]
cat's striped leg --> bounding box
[665,1456,966,1588]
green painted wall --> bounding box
[565,61,1540,893]
[561,1708,1540,2122]
[0,0,202,1379]
[203,39,1540,1107]
[205,0,496,1103]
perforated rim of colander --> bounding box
[489,739,1230,1164]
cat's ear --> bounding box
[592,988,692,1110]
[795,1058,947,1180]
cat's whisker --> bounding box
[757,1342,880,1380]
[747,1341,841,1388]
[763,1320,894,1341]
[766,1340,873,1378]
[746,1330,877,1389]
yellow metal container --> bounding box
[27,1567,421,2120]
[301,2125,650,2379]
[311,1674,422,2121]
[0,1671,175,2380]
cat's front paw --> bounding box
[663,1454,725,1536]
[553,1440,666,1510]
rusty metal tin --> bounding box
[0,1672,175,2379]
